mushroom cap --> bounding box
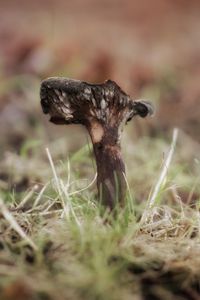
[40,77,153,126]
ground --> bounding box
[0,1,200,299]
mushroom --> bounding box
[40,77,153,209]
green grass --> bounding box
[0,130,200,300]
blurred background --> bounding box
[1,3,200,298]
[1,0,200,147]
[0,0,200,194]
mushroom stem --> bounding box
[87,121,126,209]
[93,141,126,209]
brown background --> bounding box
[0,0,200,151]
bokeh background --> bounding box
[1,0,200,160]
[1,3,200,299]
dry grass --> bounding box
[0,127,200,300]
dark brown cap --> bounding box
[40,77,153,127]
